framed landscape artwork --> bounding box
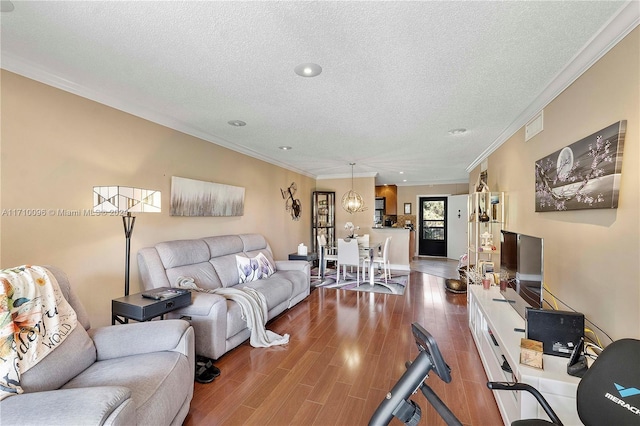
[171,176,245,216]
[535,120,626,212]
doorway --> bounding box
[418,197,447,257]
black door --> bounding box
[418,197,447,257]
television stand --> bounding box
[467,285,581,425]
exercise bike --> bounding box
[369,322,462,426]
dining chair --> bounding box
[356,234,370,260]
[363,236,392,283]
[317,234,338,278]
[336,238,363,285]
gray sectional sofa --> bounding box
[137,233,310,360]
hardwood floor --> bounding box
[184,271,502,426]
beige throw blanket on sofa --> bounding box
[177,278,289,348]
[0,265,77,400]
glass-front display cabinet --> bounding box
[312,191,335,255]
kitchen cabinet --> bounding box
[375,185,397,215]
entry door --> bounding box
[419,197,447,257]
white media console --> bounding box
[467,285,583,425]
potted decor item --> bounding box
[499,268,510,292]
[479,207,490,222]
[344,222,359,239]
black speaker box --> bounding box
[526,308,584,357]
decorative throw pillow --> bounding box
[256,252,276,278]
[236,255,262,283]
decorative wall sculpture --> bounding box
[171,176,244,216]
[535,121,626,212]
[280,182,301,220]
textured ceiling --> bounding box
[1,1,634,185]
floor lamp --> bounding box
[93,186,161,296]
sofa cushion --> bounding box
[203,235,244,257]
[165,262,222,289]
[156,240,210,269]
[20,326,96,393]
[62,351,191,426]
[224,276,292,339]
[210,254,242,287]
[273,269,308,305]
[241,275,292,312]
[238,233,268,252]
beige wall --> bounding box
[398,183,469,202]
[472,28,639,341]
[1,71,314,327]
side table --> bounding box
[288,252,318,262]
[112,288,191,325]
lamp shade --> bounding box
[93,186,161,213]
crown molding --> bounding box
[395,179,469,187]
[466,1,640,173]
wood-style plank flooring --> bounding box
[184,270,502,426]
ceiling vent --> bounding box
[525,110,544,142]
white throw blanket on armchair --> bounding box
[177,278,289,348]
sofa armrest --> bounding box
[275,260,309,273]
[137,247,172,289]
[168,291,227,317]
[165,291,229,360]
[89,319,193,361]
[0,386,136,426]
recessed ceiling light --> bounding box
[294,63,322,77]
[228,120,246,127]
[403,179,407,182]
[279,146,292,150]
[448,128,467,135]
[399,171,404,174]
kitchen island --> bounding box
[370,227,411,271]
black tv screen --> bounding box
[500,230,544,318]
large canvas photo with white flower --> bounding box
[171,176,245,216]
[535,121,626,212]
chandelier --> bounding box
[341,163,368,214]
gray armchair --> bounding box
[0,266,195,425]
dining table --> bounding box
[319,240,382,286]
[360,242,382,286]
